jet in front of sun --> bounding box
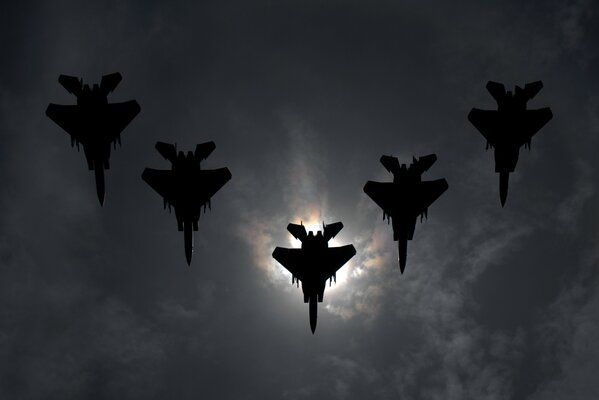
[142,141,232,265]
[46,73,140,205]
[468,81,553,206]
[364,154,448,273]
[272,222,356,334]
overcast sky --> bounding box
[1,1,598,399]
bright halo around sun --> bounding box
[276,207,353,293]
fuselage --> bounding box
[170,151,207,230]
[299,232,328,303]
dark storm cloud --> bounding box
[1,1,598,399]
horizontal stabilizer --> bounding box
[412,154,437,175]
[523,81,543,100]
[100,72,122,94]
[486,81,506,102]
[58,75,82,96]
[287,223,307,241]
[194,141,216,162]
[323,221,343,242]
[380,155,400,174]
[155,142,177,162]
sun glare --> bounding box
[275,208,353,293]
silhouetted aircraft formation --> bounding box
[46,73,140,205]
[468,81,553,206]
[142,141,232,265]
[44,73,554,333]
[272,222,356,333]
[364,154,448,273]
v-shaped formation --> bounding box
[46,74,553,333]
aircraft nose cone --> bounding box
[183,222,193,266]
[398,239,407,274]
[499,172,509,207]
[94,166,105,206]
[309,297,317,334]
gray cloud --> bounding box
[1,1,598,399]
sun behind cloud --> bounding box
[282,206,353,293]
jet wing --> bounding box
[416,179,448,214]
[46,100,140,144]
[322,245,356,279]
[272,247,305,281]
[468,108,502,145]
[196,167,232,201]
[46,104,86,142]
[142,168,175,203]
[102,100,141,141]
[518,107,552,146]
[364,181,395,215]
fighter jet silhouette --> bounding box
[364,154,448,273]
[142,141,231,265]
[46,73,140,205]
[272,222,356,334]
[468,81,553,206]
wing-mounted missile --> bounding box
[410,154,437,176]
[486,81,506,103]
[323,221,343,242]
[155,142,177,163]
[100,72,122,95]
[380,155,400,174]
[194,141,216,163]
[58,74,83,97]
[287,223,307,242]
[113,134,122,149]
[420,208,428,222]
[202,199,211,213]
[329,272,337,287]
